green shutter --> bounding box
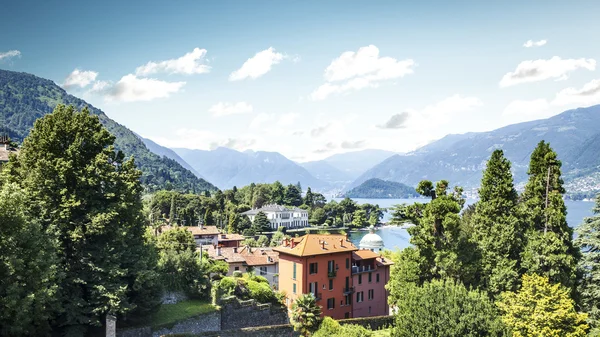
[293,262,297,279]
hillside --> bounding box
[343,178,419,198]
[173,147,328,190]
[350,105,600,193]
[300,160,353,186]
[319,149,397,179]
[0,69,217,193]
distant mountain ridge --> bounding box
[350,105,600,192]
[344,178,419,198]
[0,69,217,193]
[173,147,328,190]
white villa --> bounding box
[241,204,309,230]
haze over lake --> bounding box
[340,198,596,251]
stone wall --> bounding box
[220,299,289,330]
[178,324,299,337]
[152,311,220,337]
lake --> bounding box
[336,198,597,251]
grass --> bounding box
[372,328,392,337]
[150,299,216,329]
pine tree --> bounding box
[284,184,303,207]
[252,211,271,233]
[4,105,161,334]
[520,141,578,290]
[271,181,285,205]
[304,186,314,208]
[0,183,57,336]
[472,150,523,295]
[575,194,600,331]
[227,212,240,234]
[204,208,214,226]
[169,194,177,225]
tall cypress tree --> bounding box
[520,141,578,290]
[4,105,161,335]
[472,150,522,295]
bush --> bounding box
[247,279,276,304]
[233,271,243,278]
[248,274,269,284]
[314,317,373,337]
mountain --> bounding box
[343,178,419,199]
[350,106,600,193]
[307,149,397,181]
[138,136,204,179]
[173,147,329,190]
[0,69,217,193]
[300,160,353,186]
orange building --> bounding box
[274,234,358,319]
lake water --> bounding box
[336,198,597,251]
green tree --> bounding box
[169,194,177,224]
[497,274,588,337]
[351,209,368,229]
[4,105,161,334]
[285,184,303,207]
[520,141,578,289]
[252,211,272,233]
[310,208,327,226]
[257,235,270,247]
[227,212,240,234]
[313,317,373,337]
[386,247,426,306]
[252,184,271,208]
[392,278,507,337]
[270,231,286,247]
[575,193,600,331]
[271,181,285,205]
[204,207,214,226]
[0,183,57,336]
[157,228,195,252]
[304,186,314,208]
[472,150,523,295]
[290,293,322,336]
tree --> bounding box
[270,231,286,247]
[227,212,240,234]
[392,278,507,337]
[204,207,214,226]
[3,105,161,334]
[351,209,368,229]
[257,235,270,247]
[271,181,285,205]
[0,183,57,336]
[239,215,252,234]
[169,194,177,224]
[497,274,588,337]
[157,228,195,252]
[290,293,322,336]
[285,184,303,207]
[313,317,373,337]
[252,211,272,233]
[304,187,314,208]
[386,247,426,306]
[575,193,600,331]
[253,184,271,208]
[520,141,578,290]
[309,208,327,226]
[472,150,523,295]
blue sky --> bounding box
[1,0,600,161]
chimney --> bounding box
[233,247,238,253]
[321,241,325,250]
[216,247,221,257]
[339,239,343,247]
[284,238,289,247]
[291,240,296,248]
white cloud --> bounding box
[421,94,483,116]
[135,47,210,76]
[229,47,285,81]
[503,99,550,116]
[0,50,21,61]
[553,78,600,106]
[209,102,253,117]
[523,39,547,48]
[63,69,98,89]
[148,128,256,152]
[310,45,415,100]
[103,74,185,102]
[499,56,596,87]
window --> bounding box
[309,282,318,296]
[327,298,335,310]
[234,266,239,271]
[293,262,296,280]
[260,266,267,276]
[328,260,334,272]
[346,258,350,269]
[376,273,380,283]
[358,274,362,285]
[309,262,318,274]
[293,283,296,294]
[368,289,374,300]
[368,272,372,283]
[344,294,351,306]
[329,279,333,290]
[356,291,364,303]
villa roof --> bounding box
[241,204,306,215]
[273,234,357,257]
[352,250,380,260]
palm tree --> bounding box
[290,293,322,336]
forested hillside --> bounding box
[344,178,419,198]
[0,69,216,193]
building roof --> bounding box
[375,256,394,266]
[238,246,279,266]
[352,249,380,260]
[273,234,358,257]
[218,233,245,242]
[241,204,306,215]
[358,226,384,249]
[202,246,246,263]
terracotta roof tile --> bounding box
[352,250,380,260]
[273,234,357,257]
[218,233,245,242]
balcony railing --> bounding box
[351,265,374,274]
[343,287,355,294]
[327,270,337,278]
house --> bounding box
[241,204,309,230]
[274,233,393,319]
[160,225,221,246]
[274,234,357,319]
[351,250,392,317]
[202,245,247,275]
[218,233,245,248]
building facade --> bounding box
[242,204,309,230]
[274,234,358,319]
[351,250,392,317]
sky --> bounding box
[1,0,600,162]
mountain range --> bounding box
[0,69,216,193]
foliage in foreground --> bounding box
[290,293,322,336]
[313,316,373,337]
[391,278,508,337]
[498,274,588,337]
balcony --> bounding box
[351,265,374,274]
[311,292,322,300]
[327,270,337,278]
[343,287,355,294]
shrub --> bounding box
[247,279,275,304]
[248,274,269,284]
[314,317,373,337]
[233,271,243,278]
